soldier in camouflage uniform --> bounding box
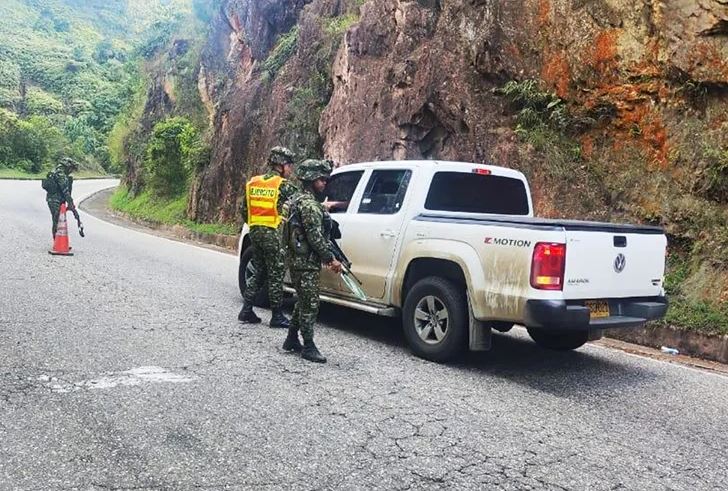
[281,159,342,363]
[45,157,79,239]
[238,147,299,328]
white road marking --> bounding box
[38,366,194,393]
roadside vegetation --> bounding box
[0,0,193,178]
[498,79,728,335]
[110,185,237,236]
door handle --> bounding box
[380,230,396,239]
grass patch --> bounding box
[323,13,359,36]
[658,254,728,335]
[110,185,237,236]
[660,298,728,336]
[185,221,239,236]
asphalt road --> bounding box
[1,179,727,491]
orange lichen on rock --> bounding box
[582,81,670,168]
[693,42,728,81]
[709,113,726,130]
[537,0,551,28]
[542,50,570,98]
[589,29,620,77]
[640,112,669,168]
[580,135,594,160]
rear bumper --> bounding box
[524,296,668,331]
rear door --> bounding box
[562,231,667,299]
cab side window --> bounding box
[324,170,364,213]
[358,170,412,215]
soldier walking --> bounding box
[281,160,342,363]
[44,157,79,239]
[238,147,298,328]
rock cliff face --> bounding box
[184,0,726,220]
[133,0,727,299]
[321,0,728,212]
[189,0,354,221]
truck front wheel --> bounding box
[526,328,589,351]
[403,277,468,362]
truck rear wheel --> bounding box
[526,327,589,351]
[238,247,270,307]
[403,277,468,362]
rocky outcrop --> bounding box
[189,0,358,221]
[130,0,728,295]
[179,0,726,224]
[322,0,728,168]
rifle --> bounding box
[329,219,367,301]
[72,209,85,238]
[52,172,85,237]
[329,238,363,286]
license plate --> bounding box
[585,300,610,319]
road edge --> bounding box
[79,186,238,255]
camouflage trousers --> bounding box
[290,268,321,343]
[47,199,63,238]
[243,226,285,309]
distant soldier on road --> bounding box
[238,146,298,328]
[281,159,342,363]
[44,157,79,239]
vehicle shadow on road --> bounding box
[318,304,658,396]
[318,303,405,347]
[456,333,660,397]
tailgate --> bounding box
[562,230,666,299]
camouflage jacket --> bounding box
[284,189,335,271]
[240,171,298,227]
[45,165,75,209]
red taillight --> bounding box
[472,168,491,175]
[530,242,566,290]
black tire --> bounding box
[402,277,468,362]
[526,327,589,351]
[238,246,270,307]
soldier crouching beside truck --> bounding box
[281,159,342,363]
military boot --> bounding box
[237,301,262,324]
[301,340,327,363]
[269,309,291,329]
[282,327,303,352]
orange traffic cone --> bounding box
[49,203,73,256]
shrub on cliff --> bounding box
[262,26,299,79]
[144,117,207,197]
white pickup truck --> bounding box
[238,160,668,362]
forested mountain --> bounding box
[0,0,194,173]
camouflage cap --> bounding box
[59,157,78,171]
[269,146,296,166]
[296,159,333,182]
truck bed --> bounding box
[415,214,665,235]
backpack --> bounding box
[41,172,53,192]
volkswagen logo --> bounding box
[614,253,626,273]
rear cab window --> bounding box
[425,171,530,215]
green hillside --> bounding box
[0,0,191,174]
